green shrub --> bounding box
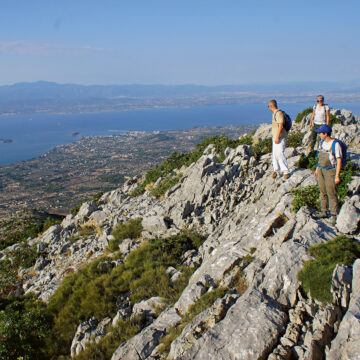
[251,138,272,159]
[0,258,18,297]
[298,235,360,303]
[45,231,205,358]
[0,294,52,360]
[11,242,39,269]
[109,218,143,252]
[329,113,342,127]
[296,151,318,171]
[291,185,320,212]
[295,107,313,123]
[93,191,104,205]
[0,216,58,251]
[286,132,305,148]
[337,161,358,203]
[150,173,183,197]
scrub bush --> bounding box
[295,107,313,123]
[45,231,205,358]
[298,235,360,303]
[286,132,305,148]
[0,294,52,360]
[291,185,320,212]
[150,173,183,197]
[108,218,143,252]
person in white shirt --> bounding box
[309,95,330,151]
[314,125,342,225]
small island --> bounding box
[0,139,13,143]
[68,132,80,137]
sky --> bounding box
[0,0,360,86]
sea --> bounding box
[1,102,360,166]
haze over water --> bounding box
[1,102,360,166]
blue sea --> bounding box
[0,102,360,166]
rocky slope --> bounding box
[4,108,360,359]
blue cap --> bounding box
[314,124,332,134]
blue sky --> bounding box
[0,0,359,85]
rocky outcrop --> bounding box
[11,108,360,359]
[327,259,360,360]
[70,317,111,357]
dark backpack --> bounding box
[331,139,347,168]
[319,138,347,169]
[281,111,292,132]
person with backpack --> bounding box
[314,124,346,225]
[309,95,330,151]
[268,99,291,179]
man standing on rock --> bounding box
[268,99,290,180]
[314,124,342,225]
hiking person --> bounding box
[309,95,330,151]
[268,99,290,179]
[314,124,343,225]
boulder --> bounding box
[70,317,111,357]
[77,200,98,218]
[336,195,360,234]
[41,224,62,244]
[142,216,168,235]
[132,296,167,323]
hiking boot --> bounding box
[271,172,277,179]
[329,215,337,226]
[283,174,290,180]
[313,211,328,219]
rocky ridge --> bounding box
[5,108,360,359]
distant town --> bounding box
[0,125,256,219]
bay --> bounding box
[0,102,359,166]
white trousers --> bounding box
[272,138,289,175]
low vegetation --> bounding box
[298,235,360,303]
[286,131,305,148]
[295,107,313,123]
[108,218,143,252]
[0,214,61,251]
[43,231,205,358]
[150,172,183,197]
[291,185,321,212]
[0,294,52,360]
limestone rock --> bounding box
[336,195,360,234]
[77,200,98,218]
[132,296,167,323]
[179,289,288,360]
[70,317,111,357]
[327,259,360,360]
[142,216,168,235]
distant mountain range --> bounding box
[0,80,359,115]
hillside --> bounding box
[1,108,360,360]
